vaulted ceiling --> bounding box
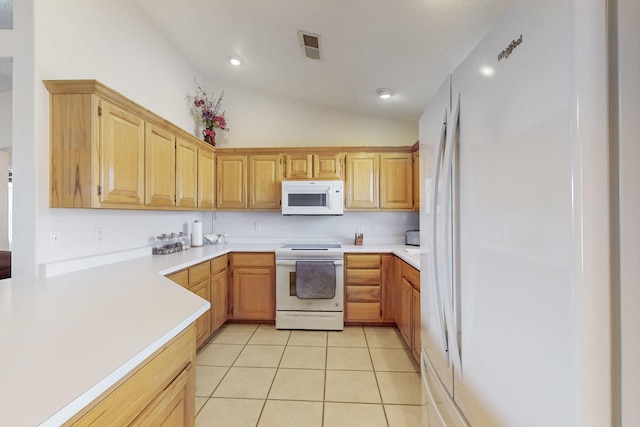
[134,0,512,124]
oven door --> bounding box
[275,259,344,311]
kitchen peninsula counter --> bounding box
[0,242,419,426]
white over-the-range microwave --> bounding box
[281,180,344,216]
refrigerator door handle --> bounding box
[431,108,450,355]
[442,93,463,377]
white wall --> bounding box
[205,79,418,148]
[0,90,10,149]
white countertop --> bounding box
[0,242,420,426]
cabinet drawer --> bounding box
[345,254,381,269]
[346,302,381,321]
[189,261,211,286]
[347,285,380,303]
[346,269,380,286]
[231,252,274,267]
[166,269,189,288]
[211,255,227,275]
[401,262,420,291]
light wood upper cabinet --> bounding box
[175,138,198,208]
[45,79,217,212]
[145,124,176,208]
[197,148,215,209]
[284,152,342,180]
[345,153,379,210]
[216,154,248,210]
[345,151,414,211]
[284,153,313,179]
[380,152,413,210]
[249,154,283,210]
[98,100,146,206]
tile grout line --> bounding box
[365,328,391,427]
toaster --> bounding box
[405,230,420,246]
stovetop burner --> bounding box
[280,243,342,250]
[275,242,343,260]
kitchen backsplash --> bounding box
[202,211,419,245]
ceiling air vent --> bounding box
[299,31,321,60]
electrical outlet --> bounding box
[95,227,104,244]
[372,221,378,231]
[255,221,262,231]
[50,231,62,248]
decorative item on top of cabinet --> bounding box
[229,253,275,321]
[44,79,217,211]
[284,152,343,180]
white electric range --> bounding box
[274,243,344,330]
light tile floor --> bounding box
[195,323,421,427]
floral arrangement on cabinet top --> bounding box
[188,78,229,146]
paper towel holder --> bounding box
[191,220,203,247]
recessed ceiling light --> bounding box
[229,56,242,66]
[376,88,395,100]
[480,66,495,76]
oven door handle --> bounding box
[275,260,344,266]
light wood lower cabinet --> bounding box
[230,253,275,321]
[345,253,382,322]
[210,255,228,333]
[64,325,196,427]
[167,256,229,348]
[189,278,211,348]
[398,260,420,362]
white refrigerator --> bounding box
[419,0,640,426]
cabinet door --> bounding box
[131,366,194,427]
[145,124,176,207]
[412,287,421,362]
[380,152,413,210]
[216,155,247,209]
[232,267,275,320]
[197,147,215,209]
[345,153,379,209]
[190,279,211,348]
[99,100,145,205]
[175,138,198,208]
[381,254,397,322]
[314,153,343,179]
[398,277,413,347]
[211,269,228,333]
[284,153,313,179]
[249,154,283,210]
